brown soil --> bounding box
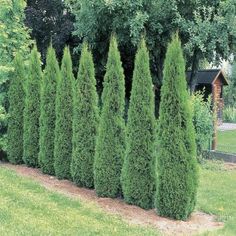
[224,163,236,170]
[1,163,224,236]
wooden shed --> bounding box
[187,69,229,124]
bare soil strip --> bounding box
[1,163,224,236]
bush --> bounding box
[223,106,236,123]
[191,92,213,158]
[121,39,156,209]
[23,46,42,167]
[39,45,60,175]
[224,62,236,107]
[94,36,126,198]
[7,54,25,164]
[155,35,198,220]
[71,43,99,188]
[54,47,74,180]
[0,105,7,160]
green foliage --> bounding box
[121,39,156,209]
[0,0,31,155]
[24,0,75,64]
[39,46,60,175]
[7,54,25,164]
[223,106,236,123]
[0,0,31,65]
[23,46,42,167]
[0,105,7,159]
[69,0,236,87]
[191,92,214,158]
[54,47,74,180]
[94,36,126,198]
[71,43,99,188]
[224,61,236,107]
[155,36,198,220]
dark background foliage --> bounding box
[25,0,78,65]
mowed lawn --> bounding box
[0,164,236,236]
[197,163,236,235]
[0,167,158,236]
[217,130,236,154]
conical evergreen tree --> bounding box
[54,47,74,180]
[7,53,25,164]
[71,43,99,188]
[121,39,156,209]
[94,36,126,198]
[39,45,60,175]
[23,46,42,167]
[155,35,198,220]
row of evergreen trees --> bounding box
[7,35,198,220]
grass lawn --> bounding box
[197,162,236,235]
[0,167,158,236]
[217,130,236,154]
[0,163,236,236]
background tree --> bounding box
[67,0,236,97]
[121,39,156,209]
[54,47,74,180]
[71,43,99,188]
[7,53,25,164]
[224,61,236,107]
[39,45,60,175]
[94,36,126,198]
[155,35,198,220]
[23,46,42,167]
[25,0,76,64]
[0,0,31,155]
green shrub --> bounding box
[191,92,213,158]
[23,46,42,167]
[223,106,236,123]
[224,61,236,107]
[155,35,198,220]
[0,105,7,160]
[7,54,25,164]
[121,39,156,209]
[71,44,99,188]
[39,45,60,175]
[94,36,126,198]
[54,47,74,180]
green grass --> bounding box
[0,167,158,236]
[1,163,236,236]
[217,130,236,154]
[197,162,236,235]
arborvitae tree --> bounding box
[54,47,74,180]
[7,53,25,164]
[94,36,126,198]
[155,35,198,220]
[23,46,42,167]
[71,44,99,188]
[121,39,156,209]
[39,45,60,175]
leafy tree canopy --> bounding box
[0,0,31,107]
[25,0,76,64]
[67,0,236,91]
